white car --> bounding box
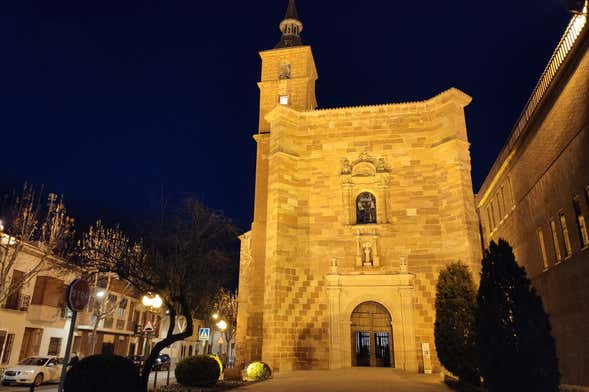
[1,356,63,386]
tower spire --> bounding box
[275,0,303,49]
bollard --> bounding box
[166,366,170,386]
[29,383,35,392]
[153,369,158,391]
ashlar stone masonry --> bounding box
[236,0,482,373]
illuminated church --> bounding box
[235,0,482,373]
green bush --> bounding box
[64,354,141,392]
[434,262,479,385]
[175,356,220,388]
[246,361,272,381]
[208,354,223,374]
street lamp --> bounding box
[141,293,163,356]
[96,290,106,299]
[0,220,4,232]
[216,320,227,331]
[142,293,163,310]
[212,312,219,320]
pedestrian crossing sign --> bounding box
[199,328,210,341]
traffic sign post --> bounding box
[58,279,90,392]
[199,328,210,341]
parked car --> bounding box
[154,354,171,371]
[1,356,63,386]
[127,355,144,370]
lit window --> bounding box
[279,95,289,105]
[559,212,573,257]
[550,220,562,263]
[537,228,548,270]
[573,198,589,248]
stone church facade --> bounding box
[235,0,482,373]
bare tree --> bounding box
[213,288,238,365]
[0,184,74,307]
[78,199,238,391]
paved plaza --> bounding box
[241,368,452,392]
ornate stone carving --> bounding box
[340,153,391,225]
[355,228,380,267]
[341,158,352,175]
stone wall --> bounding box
[476,35,589,386]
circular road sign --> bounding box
[67,279,90,312]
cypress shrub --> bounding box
[477,239,560,392]
[434,262,479,385]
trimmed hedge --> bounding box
[175,356,220,388]
[208,354,223,374]
[246,361,272,381]
[64,354,142,392]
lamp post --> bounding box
[216,319,227,363]
[141,294,163,356]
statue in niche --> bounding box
[341,158,352,174]
[279,63,291,80]
[400,256,408,273]
[356,192,377,224]
[362,242,373,266]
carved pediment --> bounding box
[341,153,389,176]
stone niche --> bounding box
[341,153,391,226]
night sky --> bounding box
[0,0,571,230]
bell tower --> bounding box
[257,0,318,132]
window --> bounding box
[559,212,573,257]
[103,317,114,329]
[573,197,589,248]
[537,228,548,270]
[497,192,504,220]
[356,192,377,224]
[2,333,14,364]
[489,202,497,229]
[500,186,507,216]
[550,220,562,263]
[487,207,494,232]
[279,95,289,105]
[117,298,128,318]
[47,337,62,356]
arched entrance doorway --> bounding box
[350,301,393,367]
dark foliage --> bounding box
[64,354,142,392]
[175,355,221,387]
[434,262,479,385]
[477,239,560,392]
[77,198,239,390]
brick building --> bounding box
[476,3,589,387]
[236,0,482,373]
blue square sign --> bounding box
[198,328,210,341]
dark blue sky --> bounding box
[0,0,571,229]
